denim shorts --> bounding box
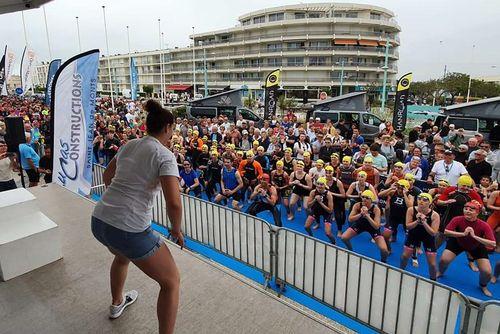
[91,216,162,261]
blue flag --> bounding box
[45,59,61,106]
[130,57,138,100]
[50,49,100,196]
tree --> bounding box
[142,85,154,97]
[243,96,256,109]
[441,72,469,104]
[278,94,296,111]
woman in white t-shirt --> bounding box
[0,140,17,192]
[91,99,183,332]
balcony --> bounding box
[169,45,399,62]
[193,29,399,47]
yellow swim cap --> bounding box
[361,190,376,201]
[396,179,410,189]
[457,175,473,187]
[316,177,327,185]
[418,193,433,202]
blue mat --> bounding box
[91,191,499,301]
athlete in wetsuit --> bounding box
[400,193,440,280]
[282,148,296,176]
[325,165,347,236]
[288,160,313,221]
[438,200,496,297]
[238,150,263,200]
[345,171,377,211]
[204,150,223,200]
[215,154,244,210]
[271,160,290,214]
[304,177,335,243]
[341,190,389,263]
[379,179,410,250]
[246,173,282,227]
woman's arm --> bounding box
[103,157,117,187]
[160,175,184,248]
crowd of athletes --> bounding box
[0,95,499,296]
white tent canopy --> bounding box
[0,0,52,15]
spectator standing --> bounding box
[428,150,468,186]
[0,140,17,191]
[366,143,388,173]
[38,146,53,184]
[466,149,492,185]
[19,132,40,187]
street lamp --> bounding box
[42,6,52,59]
[339,60,345,95]
[466,44,476,103]
[102,5,115,111]
[192,26,197,96]
[75,16,82,52]
[380,36,390,112]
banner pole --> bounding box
[380,36,390,112]
[102,6,115,111]
[42,6,52,60]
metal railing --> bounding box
[153,192,273,281]
[274,228,469,334]
[90,163,497,334]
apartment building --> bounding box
[34,3,400,99]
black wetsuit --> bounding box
[404,207,437,253]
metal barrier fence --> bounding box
[274,228,469,334]
[91,164,497,334]
[463,300,500,334]
[152,191,274,283]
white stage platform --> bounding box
[0,185,347,334]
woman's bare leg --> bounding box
[133,243,180,334]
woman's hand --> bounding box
[170,229,185,249]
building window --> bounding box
[287,42,305,50]
[222,73,232,80]
[253,15,265,24]
[287,57,304,66]
[309,41,330,50]
[267,43,282,51]
[295,12,306,19]
[242,19,250,26]
[346,12,358,18]
[308,12,322,18]
[309,57,326,66]
[370,13,381,20]
[333,12,343,18]
[269,13,284,22]
[251,59,263,66]
[267,58,282,66]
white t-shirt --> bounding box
[0,157,14,182]
[93,136,179,233]
[293,141,311,160]
[430,160,467,186]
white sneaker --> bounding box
[109,290,139,319]
[412,258,419,268]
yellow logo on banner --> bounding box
[265,69,281,88]
[397,73,412,91]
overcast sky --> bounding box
[1,0,499,81]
